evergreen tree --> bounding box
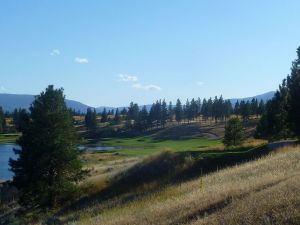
[0,107,5,133]
[190,98,198,121]
[155,100,162,127]
[126,102,139,129]
[148,103,156,128]
[223,100,233,121]
[127,102,139,121]
[13,109,30,132]
[287,46,300,138]
[212,96,220,122]
[175,99,183,124]
[255,81,289,140]
[201,98,208,121]
[254,47,300,140]
[85,108,97,130]
[114,108,121,124]
[9,85,84,209]
[120,108,127,116]
[239,100,251,121]
[161,100,168,127]
[207,98,213,121]
[136,106,148,131]
[234,101,240,115]
[100,108,108,123]
[223,118,245,147]
[250,98,258,116]
[184,99,191,122]
[196,97,202,115]
[168,101,174,121]
[217,95,224,121]
[257,100,265,116]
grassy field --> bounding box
[0,133,20,144]
[91,136,223,156]
[51,145,300,225]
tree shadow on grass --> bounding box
[55,144,272,224]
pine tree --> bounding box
[126,102,139,129]
[207,98,213,122]
[127,102,139,122]
[250,98,258,116]
[212,96,219,122]
[175,99,183,124]
[9,85,84,209]
[85,108,97,130]
[161,100,168,127]
[287,46,300,138]
[201,98,208,122]
[154,100,162,127]
[196,98,202,114]
[234,101,240,116]
[223,100,233,121]
[0,107,5,133]
[13,108,30,132]
[184,99,191,123]
[257,100,265,116]
[148,103,156,129]
[168,101,174,122]
[137,106,148,131]
[255,81,289,140]
[239,100,251,121]
[114,108,121,124]
[100,108,108,123]
[190,98,198,121]
[223,118,245,147]
[120,108,127,116]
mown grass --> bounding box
[93,137,223,156]
[56,145,300,225]
[0,133,20,144]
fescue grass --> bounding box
[56,145,300,225]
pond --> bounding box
[0,144,119,181]
[0,144,19,181]
[78,146,119,151]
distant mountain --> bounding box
[0,93,90,112]
[0,91,276,113]
[229,91,275,105]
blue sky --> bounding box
[0,1,299,107]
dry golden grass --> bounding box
[59,145,300,225]
[80,152,141,195]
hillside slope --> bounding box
[52,145,300,225]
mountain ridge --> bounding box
[0,91,275,113]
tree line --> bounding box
[0,107,6,133]
[85,96,267,132]
[255,46,300,141]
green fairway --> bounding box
[0,133,20,144]
[94,137,223,156]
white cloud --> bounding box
[75,57,89,64]
[118,74,138,82]
[117,73,161,91]
[132,83,162,91]
[196,81,204,86]
[50,49,60,56]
